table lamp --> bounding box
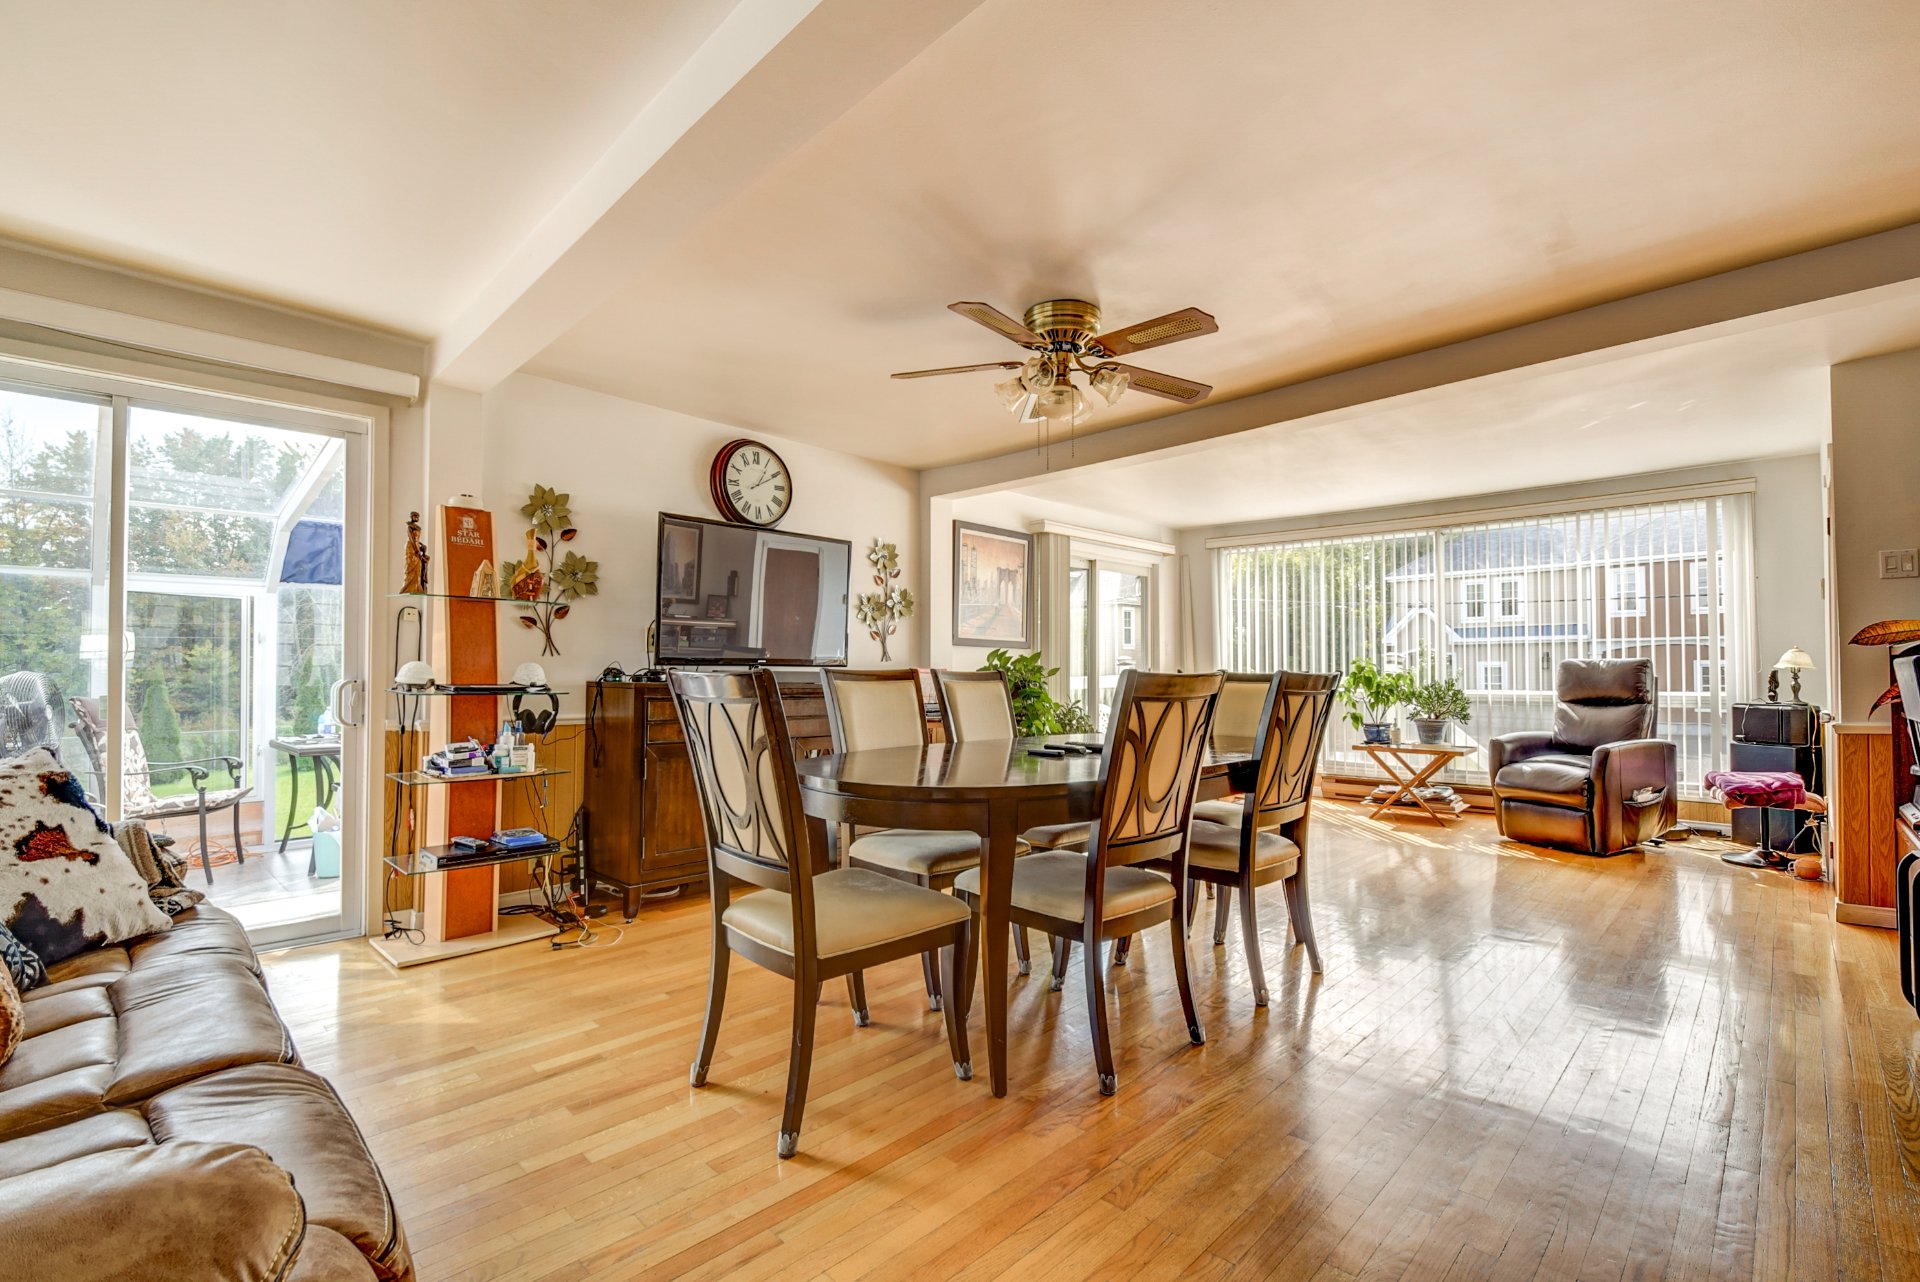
[1767,646,1814,703]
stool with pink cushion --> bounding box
[1704,769,1827,869]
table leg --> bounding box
[980,805,1017,1098]
[278,754,301,856]
[1367,752,1420,817]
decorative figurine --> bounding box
[469,558,494,598]
[402,511,430,594]
[509,529,544,601]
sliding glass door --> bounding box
[1066,555,1157,729]
[1,376,365,944]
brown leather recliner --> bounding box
[1488,658,1678,855]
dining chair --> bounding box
[955,668,1223,1095]
[822,669,1032,1004]
[1171,671,1338,1003]
[672,668,973,1159]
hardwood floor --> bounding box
[261,803,1920,1281]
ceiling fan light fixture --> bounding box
[1035,384,1081,424]
[1090,365,1130,406]
[1018,355,1052,394]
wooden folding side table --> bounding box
[1358,738,1479,825]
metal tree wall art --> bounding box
[853,539,914,663]
[499,484,599,656]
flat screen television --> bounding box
[655,513,851,666]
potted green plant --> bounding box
[1407,673,1472,744]
[979,649,1095,736]
[1340,658,1413,745]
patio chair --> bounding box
[69,697,252,885]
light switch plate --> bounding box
[1881,548,1920,579]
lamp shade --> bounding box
[1773,646,1814,670]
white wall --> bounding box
[479,375,919,693]
[1175,453,1832,708]
[1830,348,1920,722]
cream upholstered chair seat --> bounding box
[850,829,1030,877]
[1185,819,1299,872]
[1020,820,1091,850]
[954,852,1173,924]
[723,867,971,959]
[1189,798,1245,827]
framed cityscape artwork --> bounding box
[952,521,1032,648]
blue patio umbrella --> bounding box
[279,519,343,586]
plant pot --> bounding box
[1360,722,1393,745]
[1412,717,1449,745]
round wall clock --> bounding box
[709,438,793,527]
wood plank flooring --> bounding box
[261,803,1920,1281]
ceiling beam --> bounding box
[431,0,986,391]
[921,219,1920,500]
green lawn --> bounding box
[151,757,336,837]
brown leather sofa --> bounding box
[0,904,410,1281]
[1488,658,1678,856]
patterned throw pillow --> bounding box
[0,965,20,1068]
[0,923,45,992]
[0,749,171,965]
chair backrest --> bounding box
[1552,658,1657,750]
[669,668,813,900]
[822,669,928,753]
[933,669,1018,742]
[66,695,157,811]
[1088,670,1223,889]
[1236,671,1339,833]
[1211,673,1272,752]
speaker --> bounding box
[1728,731,1822,853]
[1730,701,1816,747]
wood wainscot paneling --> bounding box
[1829,721,1898,927]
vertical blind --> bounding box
[1214,491,1754,796]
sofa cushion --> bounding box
[19,984,112,1037]
[0,1141,305,1282]
[0,1019,116,1140]
[149,1064,413,1282]
[1496,754,1594,807]
[0,749,172,965]
[33,947,130,997]
[0,1107,150,1180]
[289,1226,379,1282]
[108,955,295,1104]
[129,905,260,975]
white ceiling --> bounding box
[999,286,1920,531]
[0,0,737,335]
[525,0,1920,468]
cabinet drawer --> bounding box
[644,699,684,742]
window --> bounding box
[1694,659,1729,692]
[1690,560,1711,614]
[1213,489,1753,797]
[1118,606,1137,648]
[1464,580,1487,620]
[1608,565,1646,618]
[1494,576,1524,621]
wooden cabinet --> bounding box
[584,681,706,920]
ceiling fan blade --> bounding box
[1090,307,1219,356]
[890,361,1023,379]
[1109,363,1211,403]
[948,301,1046,347]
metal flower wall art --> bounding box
[500,484,600,657]
[853,539,914,663]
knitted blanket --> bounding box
[116,821,205,917]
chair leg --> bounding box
[1212,883,1232,946]
[1083,921,1117,1095]
[915,873,942,1010]
[1172,883,1205,1046]
[1013,925,1031,976]
[958,909,980,1019]
[943,921,973,1080]
[690,936,731,1087]
[1050,934,1071,993]
[197,800,213,886]
[846,970,871,1026]
[1237,876,1269,1007]
[1284,868,1323,974]
[231,802,245,865]
[1112,934,1132,967]
[778,980,821,1159]
[1186,883,1201,927]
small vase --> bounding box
[1361,722,1392,745]
[1412,717,1448,745]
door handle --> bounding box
[329,678,365,729]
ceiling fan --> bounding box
[891,299,1218,426]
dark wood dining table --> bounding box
[795,734,1251,1097]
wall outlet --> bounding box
[1881,549,1919,579]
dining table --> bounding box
[795,733,1252,1097]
